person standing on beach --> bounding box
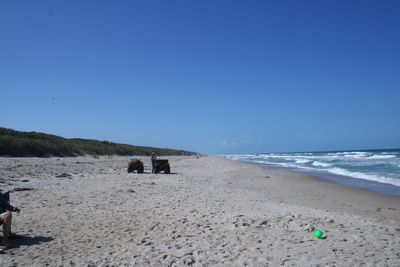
[0,193,20,250]
[151,152,157,173]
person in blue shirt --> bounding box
[0,193,20,250]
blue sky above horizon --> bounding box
[1,1,399,154]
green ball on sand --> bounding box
[314,229,324,239]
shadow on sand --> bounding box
[4,235,54,249]
[130,172,179,175]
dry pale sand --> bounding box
[0,156,399,266]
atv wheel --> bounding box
[138,166,144,173]
[165,166,170,174]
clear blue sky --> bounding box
[1,1,399,154]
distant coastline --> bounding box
[0,128,197,157]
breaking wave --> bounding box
[312,161,332,167]
[326,167,400,187]
[226,149,400,188]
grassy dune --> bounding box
[0,128,196,157]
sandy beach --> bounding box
[1,156,399,266]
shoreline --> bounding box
[236,158,400,197]
[1,156,399,265]
[231,159,400,222]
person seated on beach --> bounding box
[151,152,157,172]
[0,193,20,250]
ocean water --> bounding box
[227,149,400,196]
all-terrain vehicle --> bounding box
[127,159,144,173]
[152,159,170,174]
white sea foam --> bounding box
[295,159,310,164]
[326,167,400,187]
[368,155,396,159]
[341,151,370,156]
[262,161,314,171]
[343,154,369,159]
[260,154,338,161]
[312,161,332,167]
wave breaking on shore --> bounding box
[227,149,400,188]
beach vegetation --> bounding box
[0,128,196,157]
